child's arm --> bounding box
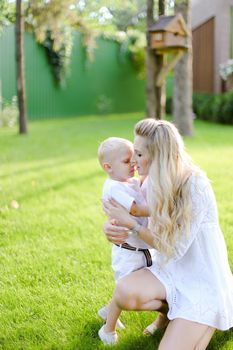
[130,201,150,217]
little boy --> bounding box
[97,137,154,345]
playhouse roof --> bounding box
[149,14,189,36]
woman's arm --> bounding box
[103,221,129,245]
[132,224,156,247]
[103,200,156,247]
[103,218,156,248]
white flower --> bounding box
[219,59,233,80]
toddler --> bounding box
[97,137,155,344]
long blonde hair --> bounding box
[134,119,200,258]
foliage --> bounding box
[219,59,233,81]
[123,30,146,78]
[75,0,147,32]
[80,27,98,63]
[166,96,173,114]
[0,0,15,29]
[25,1,79,48]
[41,29,73,86]
[25,0,80,85]
[220,91,233,124]
[102,0,147,32]
[1,1,176,84]
[96,94,113,114]
[102,29,146,78]
[76,1,149,76]
[193,92,233,125]
[193,93,214,120]
[0,96,18,128]
[0,114,232,349]
[75,0,174,76]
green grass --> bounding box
[0,113,232,350]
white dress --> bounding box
[148,174,233,330]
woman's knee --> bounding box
[158,319,213,350]
[113,279,141,310]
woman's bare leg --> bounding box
[158,318,215,350]
[104,267,167,332]
[101,268,166,337]
[113,268,166,311]
[194,327,215,350]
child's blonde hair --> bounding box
[98,137,133,167]
[134,118,200,258]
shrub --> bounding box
[0,96,18,128]
[193,93,213,119]
[193,92,233,124]
[220,90,233,124]
[96,94,113,114]
[166,96,172,114]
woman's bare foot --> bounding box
[143,313,169,336]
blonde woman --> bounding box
[103,118,233,350]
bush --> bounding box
[219,91,233,124]
[193,93,213,119]
[166,96,172,114]
[96,94,113,114]
[0,96,18,127]
[193,92,233,124]
[211,94,223,123]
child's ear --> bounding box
[103,162,112,173]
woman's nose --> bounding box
[130,155,136,165]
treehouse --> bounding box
[149,14,189,52]
[148,14,189,87]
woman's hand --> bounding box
[103,220,129,245]
[103,199,137,229]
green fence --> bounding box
[0,26,173,119]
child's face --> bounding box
[133,135,150,176]
[109,146,135,181]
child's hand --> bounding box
[130,203,150,217]
[103,199,137,229]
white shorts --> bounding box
[112,244,156,283]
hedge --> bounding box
[166,91,233,125]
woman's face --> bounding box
[133,135,151,176]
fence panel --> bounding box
[0,27,146,119]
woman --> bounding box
[103,118,233,350]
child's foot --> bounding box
[98,305,125,330]
[98,325,118,345]
[143,313,169,336]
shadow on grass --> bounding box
[76,319,163,350]
[208,328,233,350]
[115,330,163,350]
[0,157,78,180]
[76,321,233,350]
[15,169,103,203]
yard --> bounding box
[0,113,233,349]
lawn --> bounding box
[0,113,232,350]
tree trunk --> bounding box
[158,0,165,16]
[173,0,193,136]
[155,53,166,119]
[16,0,28,134]
[146,0,166,119]
[146,0,156,118]
[156,0,166,119]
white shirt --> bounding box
[102,177,151,249]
